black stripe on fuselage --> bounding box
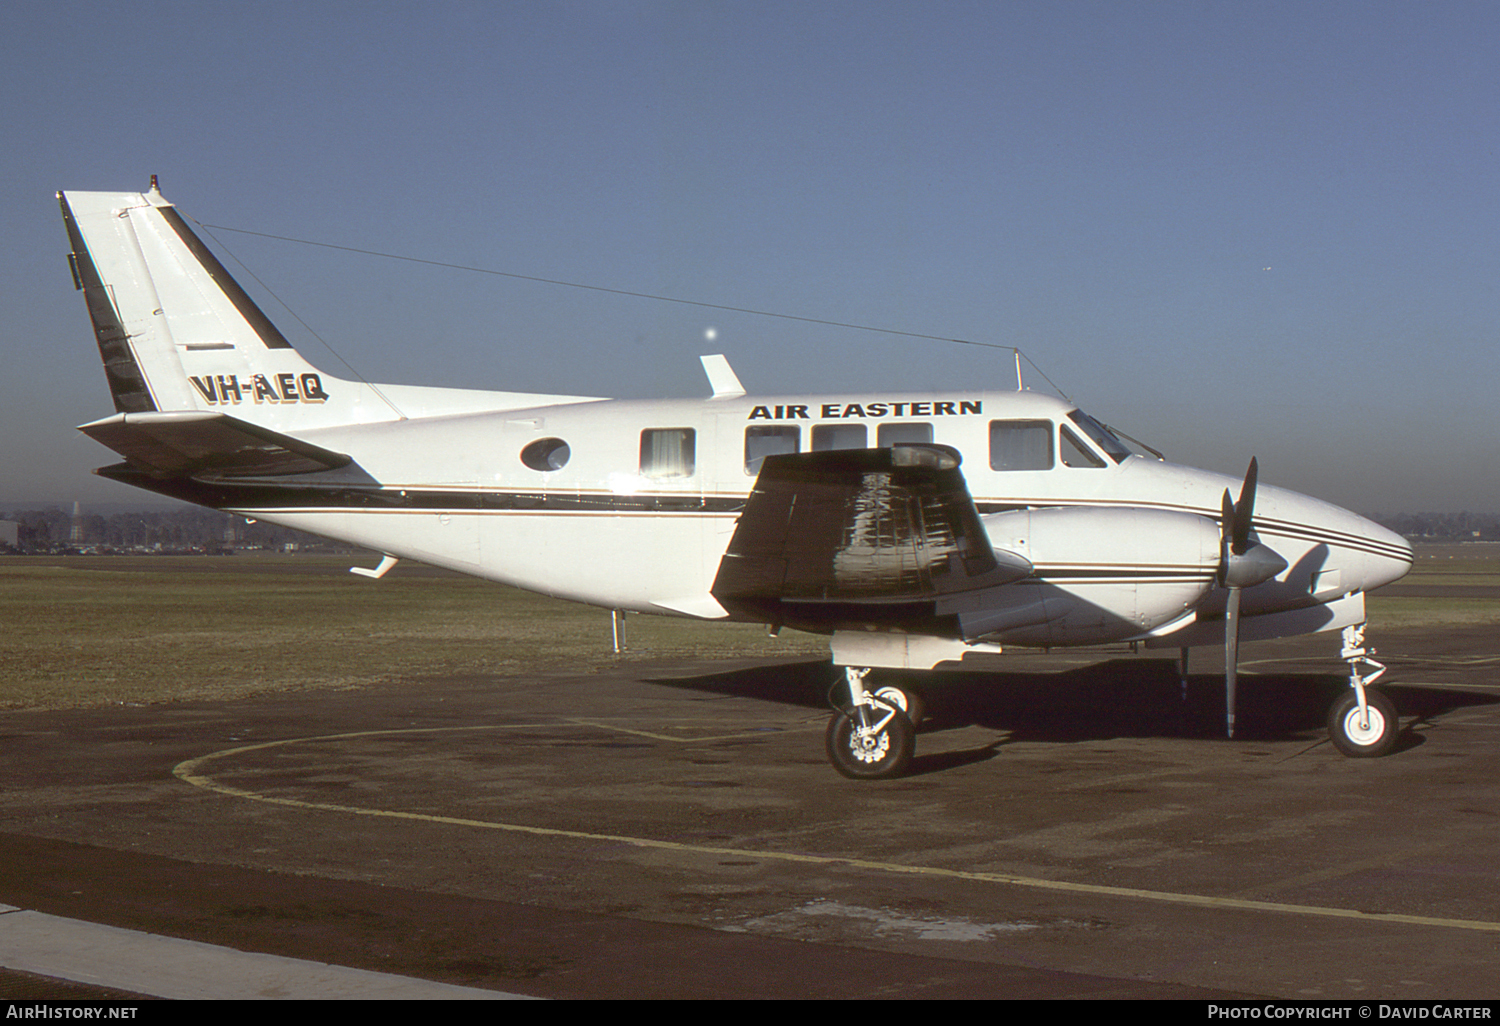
[1030,566,1215,582]
[101,466,1408,564]
[975,498,1410,565]
[96,465,747,514]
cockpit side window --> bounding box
[1067,411,1131,464]
[989,420,1054,471]
[1060,426,1106,468]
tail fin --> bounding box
[59,186,357,429]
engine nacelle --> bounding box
[974,506,1222,645]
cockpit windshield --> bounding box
[1067,411,1134,464]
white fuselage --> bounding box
[204,384,1410,649]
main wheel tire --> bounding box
[826,704,915,780]
[1327,689,1398,758]
[873,684,926,728]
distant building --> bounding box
[70,501,84,544]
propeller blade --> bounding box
[1231,457,1258,556]
[1225,585,1241,738]
[1217,490,1235,586]
[1222,459,1258,740]
[1218,458,1276,740]
[1219,459,1285,589]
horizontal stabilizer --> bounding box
[78,411,352,478]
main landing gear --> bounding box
[825,668,921,780]
[826,623,1400,778]
[1328,623,1398,757]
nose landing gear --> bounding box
[1327,623,1398,758]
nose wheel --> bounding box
[1327,623,1398,758]
[1328,688,1397,757]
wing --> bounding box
[78,410,352,478]
[711,444,1031,633]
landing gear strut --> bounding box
[826,667,915,779]
[873,682,926,729]
[1327,623,1398,758]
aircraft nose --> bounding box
[1259,485,1413,599]
[1332,512,1413,594]
[1360,517,1414,591]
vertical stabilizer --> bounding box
[59,188,370,430]
[60,190,181,412]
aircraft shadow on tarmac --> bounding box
[647,659,1497,775]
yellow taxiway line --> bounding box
[174,724,1500,935]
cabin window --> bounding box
[745,425,798,474]
[812,423,867,451]
[878,422,932,447]
[519,437,570,472]
[640,428,695,478]
[989,420,1054,471]
[1060,426,1106,468]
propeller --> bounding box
[1217,458,1287,738]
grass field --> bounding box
[1366,542,1500,627]
[2,544,1494,711]
[1399,541,1500,577]
[0,555,826,710]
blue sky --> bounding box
[3,0,1495,512]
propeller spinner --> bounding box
[1218,459,1288,738]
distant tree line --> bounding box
[1371,510,1500,541]
[0,507,362,554]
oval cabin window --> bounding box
[520,437,570,471]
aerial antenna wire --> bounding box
[200,222,1072,401]
[192,222,409,420]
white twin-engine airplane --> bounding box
[60,183,1413,778]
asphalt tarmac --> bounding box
[0,621,1496,1000]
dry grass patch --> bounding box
[0,556,825,709]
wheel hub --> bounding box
[849,728,890,763]
[1342,705,1386,745]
